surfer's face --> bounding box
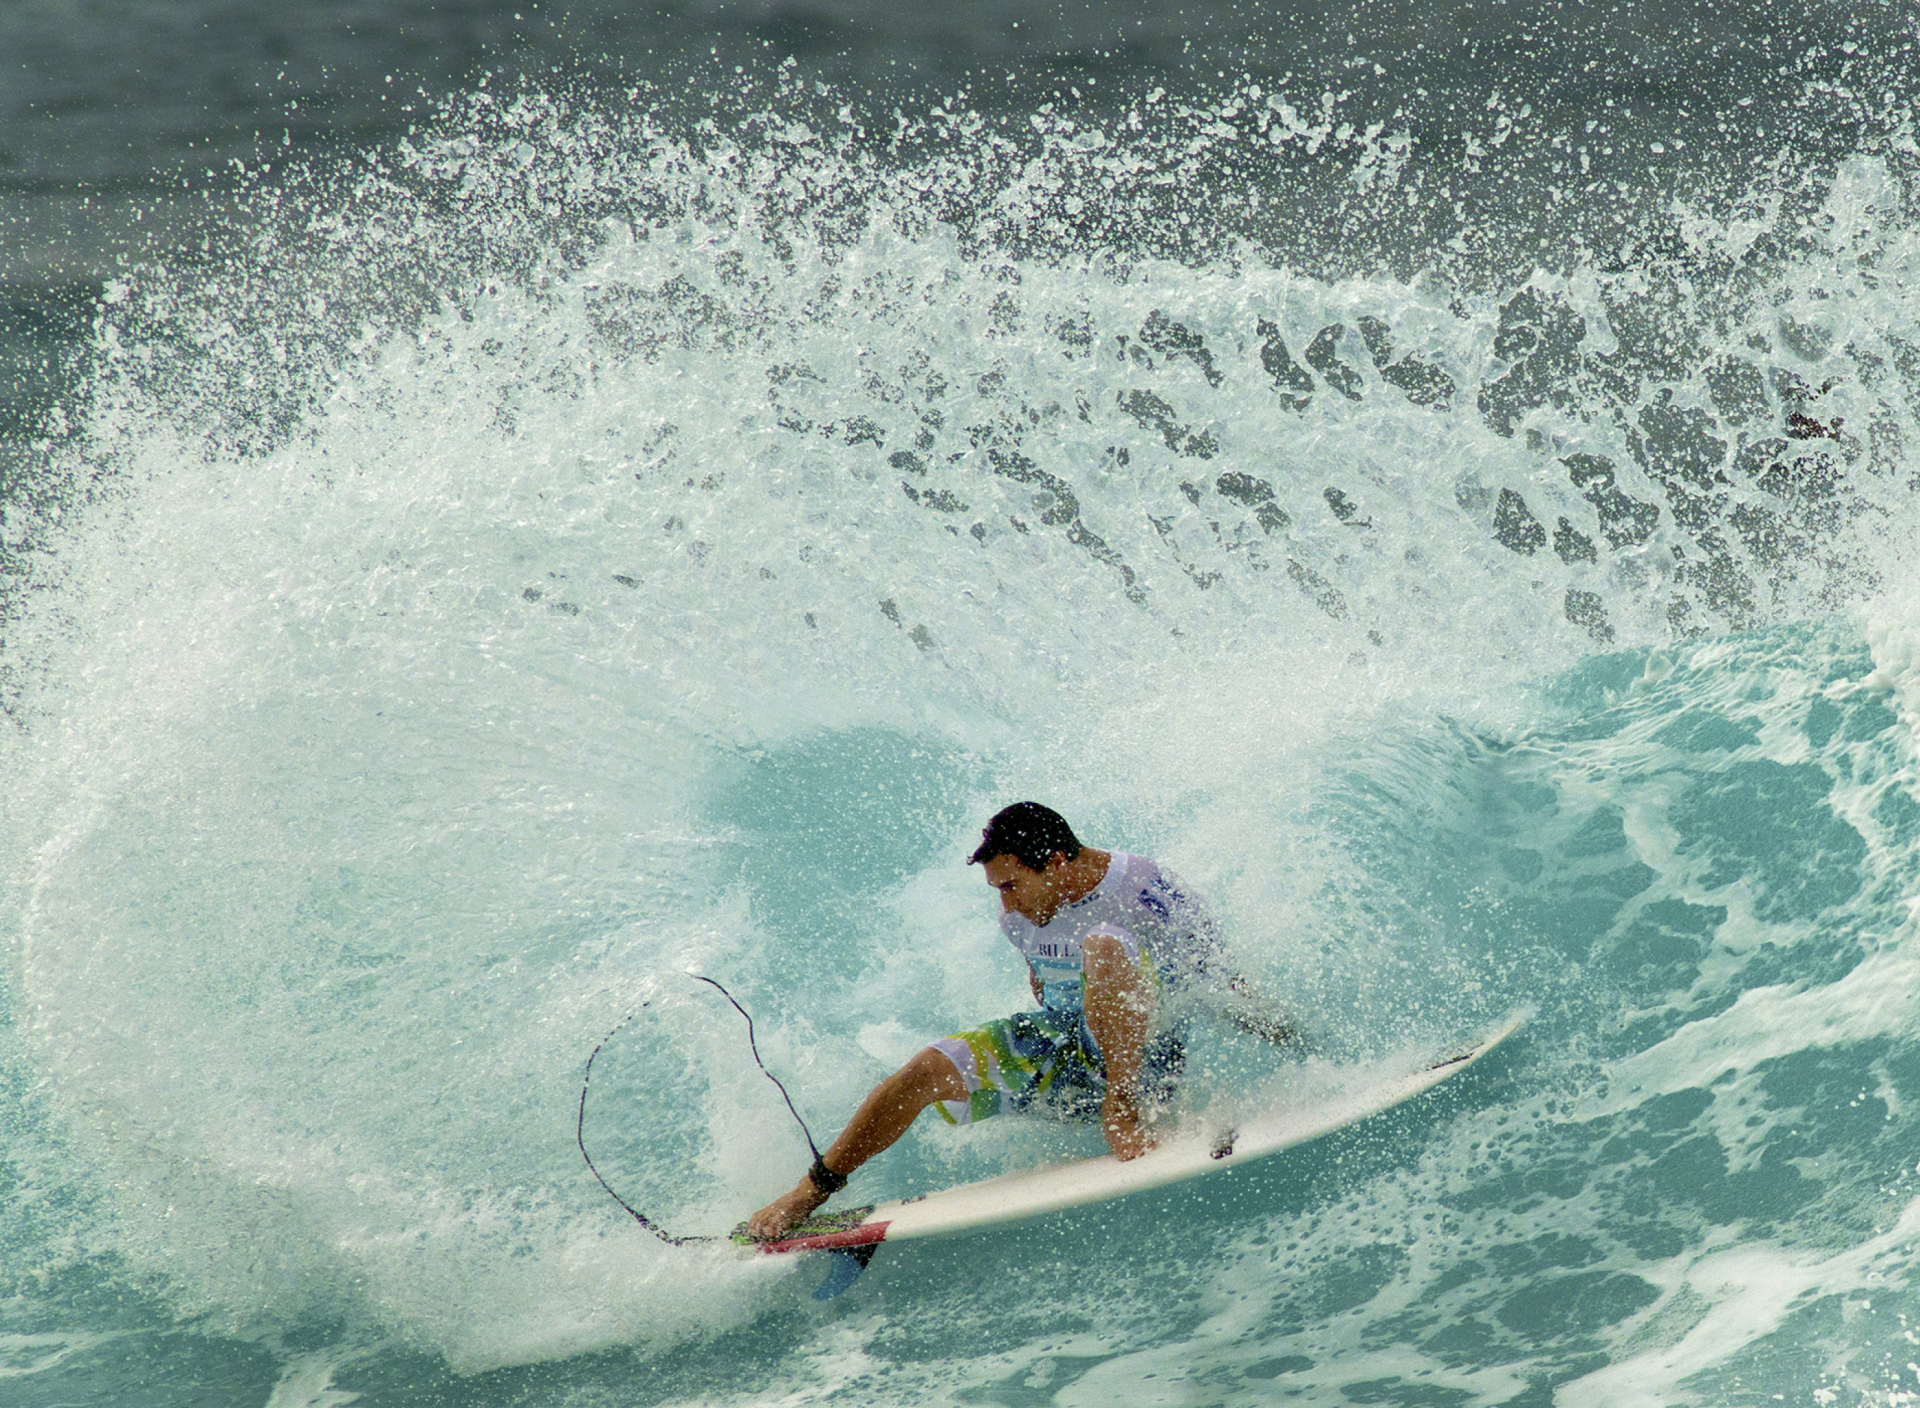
[981,853,1065,925]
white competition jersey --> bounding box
[999,852,1225,1018]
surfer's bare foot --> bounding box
[747,1178,830,1240]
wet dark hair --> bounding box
[968,802,1083,871]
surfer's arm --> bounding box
[1082,934,1154,1161]
[1029,964,1044,1005]
[1225,1006,1307,1050]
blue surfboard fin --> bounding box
[813,1244,878,1300]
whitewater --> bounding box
[7,27,1920,1405]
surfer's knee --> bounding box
[897,1045,967,1105]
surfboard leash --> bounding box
[577,1005,715,1246]
[576,974,829,1245]
[685,973,830,1169]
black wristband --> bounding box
[808,1155,849,1195]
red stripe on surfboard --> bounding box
[757,1220,891,1255]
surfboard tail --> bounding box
[755,1218,890,1256]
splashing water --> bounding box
[7,48,1920,1405]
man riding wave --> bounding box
[748,802,1296,1240]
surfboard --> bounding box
[733,1012,1524,1279]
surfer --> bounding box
[747,801,1291,1240]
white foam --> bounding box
[5,74,1920,1390]
[1866,593,1920,737]
[1561,1196,1920,1407]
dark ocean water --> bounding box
[7,3,1920,1405]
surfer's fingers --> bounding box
[1234,1008,1309,1051]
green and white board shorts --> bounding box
[928,1009,1185,1126]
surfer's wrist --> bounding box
[808,1155,849,1196]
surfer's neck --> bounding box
[1052,845,1113,910]
[1038,848,1110,923]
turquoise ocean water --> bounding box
[9,4,1920,1403]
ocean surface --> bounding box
[7,2,1920,1404]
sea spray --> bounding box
[4,59,1920,1402]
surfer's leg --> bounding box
[932,1012,1097,1123]
[820,1046,970,1171]
[746,1046,966,1239]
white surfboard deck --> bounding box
[747,1012,1525,1257]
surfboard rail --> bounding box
[739,1012,1525,1257]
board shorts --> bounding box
[927,1009,1186,1126]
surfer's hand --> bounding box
[747,1177,829,1240]
[1106,1123,1155,1160]
[1102,1098,1155,1160]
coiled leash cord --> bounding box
[576,973,834,1244]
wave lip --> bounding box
[4,36,1920,1403]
